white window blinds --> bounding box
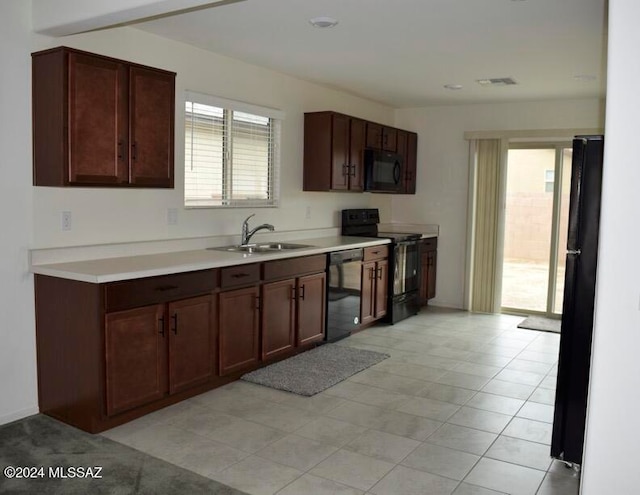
[184,92,282,208]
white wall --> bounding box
[580,0,640,492]
[32,27,393,250]
[394,100,604,308]
[0,1,38,424]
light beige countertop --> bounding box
[30,236,391,284]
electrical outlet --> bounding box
[61,211,72,231]
[305,206,311,220]
[167,208,178,225]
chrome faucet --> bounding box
[241,214,275,246]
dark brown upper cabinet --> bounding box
[304,111,418,194]
[365,122,383,149]
[404,131,418,194]
[32,47,175,188]
[382,127,397,152]
[303,112,365,192]
[366,123,397,152]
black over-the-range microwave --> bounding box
[364,149,403,193]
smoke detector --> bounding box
[309,16,339,28]
[476,77,518,86]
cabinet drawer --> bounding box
[105,269,218,312]
[262,254,326,281]
[420,237,438,252]
[363,245,389,261]
[220,263,261,289]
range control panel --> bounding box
[341,208,380,227]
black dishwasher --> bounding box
[326,248,363,342]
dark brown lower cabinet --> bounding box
[261,256,327,359]
[419,238,438,305]
[296,272,326,346]
[361,260,389,324]
[219,286,260,375]
[361,246,389,325]
[261,272,326,359]
[168,295,216,394]
[261,279,296,360]
[34,270,218,433]
[105,294,216,416]
[34,253,338,433]
[105,304,167,416]
[374,259,389,319]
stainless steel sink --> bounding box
[208,242,315,254]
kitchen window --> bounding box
[184,91,283,207]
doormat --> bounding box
[242,344,389,396]
[517,316,561,333]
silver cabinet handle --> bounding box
[567,249,582,256]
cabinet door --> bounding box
[419,251,430,306]
[404,132,418,194]
[68,52,128,185]
[129,66,175,188]
[348,118,365,191]
[396,130,408,164]
[382,127,397,152]
[366,123,383,149]
[330,113,350,190]
[297,272,326,346]
[360,261,377,325]
[419,249,437,305]
[427,250,437,300]
[262,279,296,360]
[168,295,215,394]
[374,259,389,319]
[219,286,260,376]
[105,304,167,416]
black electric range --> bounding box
[341,209,421,324]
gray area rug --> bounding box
[518,315,561,333]
[242,344,390,396]
[0,414,247,495]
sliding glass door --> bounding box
[500,144,572,316]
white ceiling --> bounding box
[134,0,608,108]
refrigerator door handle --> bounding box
[567,249,582,256]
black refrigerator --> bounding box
[551,135,604,466]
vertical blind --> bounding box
[470,138,505,313]
[184,92,282,207]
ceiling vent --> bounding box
[476,77,518,86]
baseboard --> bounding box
[0,406,39,427]
[428,301,464,310]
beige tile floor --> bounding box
[102,307,580,495]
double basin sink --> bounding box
[209,242,315,254]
